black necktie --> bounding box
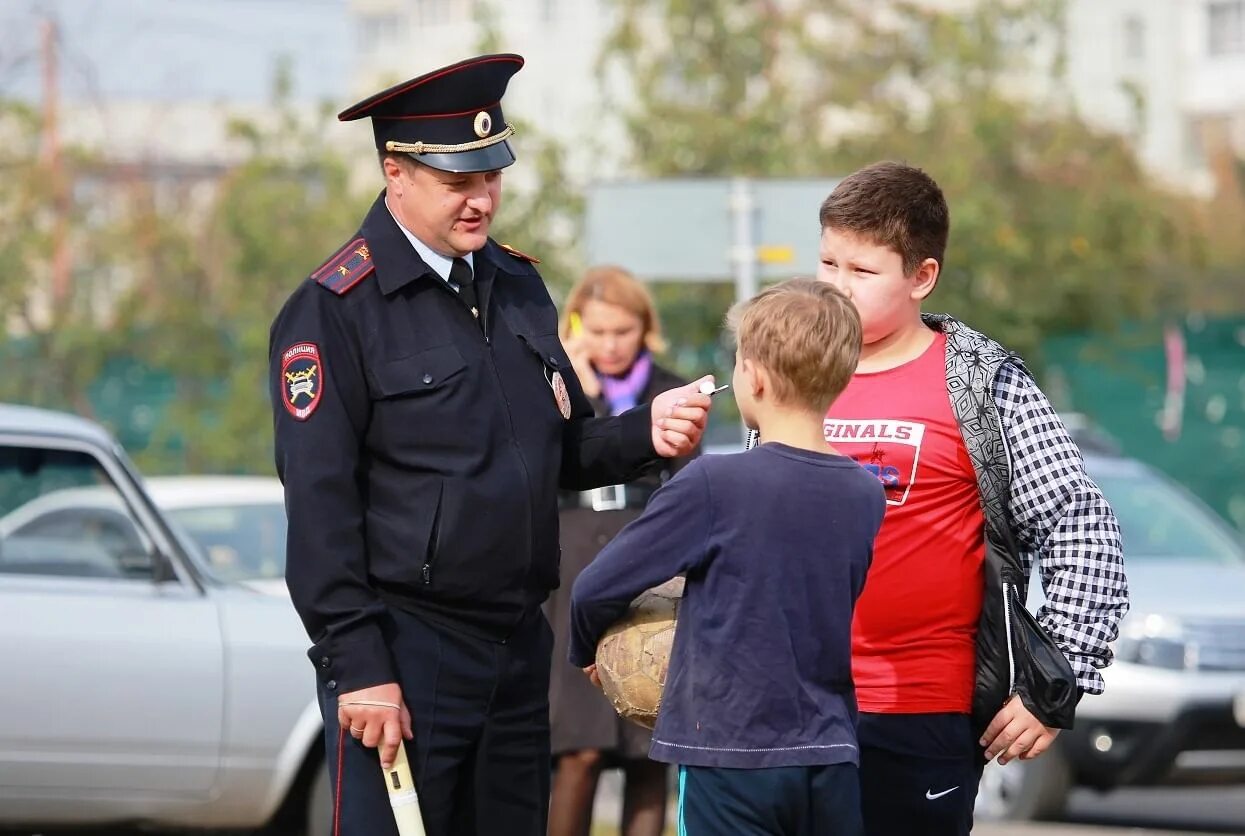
[448,257,479,320]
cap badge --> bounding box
[473,111,492,138]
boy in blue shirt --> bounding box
[569,278,885,835]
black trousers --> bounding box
[678,763,863,836]
[318,607,553,836]
[858,713,987,836]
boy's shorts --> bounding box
[857,712,987,836]
[677,762,863,836]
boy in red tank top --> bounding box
[817,162,1129,835]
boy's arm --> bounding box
[568,461,714,668]
[995,363,1129,696]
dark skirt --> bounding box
[546,506,655,760]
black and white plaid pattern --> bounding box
[994,362,1129,694]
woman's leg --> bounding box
[548,749,605,836]
[621,758,668,836]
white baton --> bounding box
[382,741,426,836]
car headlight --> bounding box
[1115,614,1194,670]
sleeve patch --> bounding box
[498,242,541,264]
[281,342,323,421]
[314,238,374,295]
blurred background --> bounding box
[0,1,1243,834]
[2,0,1244,524]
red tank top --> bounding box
[825,332,985,713]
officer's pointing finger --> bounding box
[380,718,402,769]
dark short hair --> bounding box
[818,161,949,275]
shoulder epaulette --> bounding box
[313,238,374,295]
[498,242,541,264]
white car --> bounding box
[145,475,289,597]
[976,449,1245,821]
[0,405,330,835]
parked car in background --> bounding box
[145,475,288,595]
[0,404,329,835]
[976,450,1245,821]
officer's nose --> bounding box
[466,185,493,216]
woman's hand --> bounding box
[563,334,601,398]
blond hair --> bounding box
[560,265,668,354]
[727,279,861,413]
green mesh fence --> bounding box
[1045,316,1245,532]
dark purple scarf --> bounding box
[599,351,653,416]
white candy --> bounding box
[698,380,717,396]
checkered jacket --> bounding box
[927,314,1129,696]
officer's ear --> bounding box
[381,153,419,188]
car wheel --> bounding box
[306,763,332,836]
[974,745,1071,821]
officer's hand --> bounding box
[980,694,1060,765]
[582,663,602,689]
[337,682,415,770]
[650,377,713,457]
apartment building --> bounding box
[348,0,1245,191]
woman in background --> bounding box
[546,266,695,836]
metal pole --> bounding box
[729,178,757,444]
[728,177,757,308]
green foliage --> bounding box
[602,0,1217,365]
[5,2,1242,474]
[136,85,367,474]
[0,98,128,417]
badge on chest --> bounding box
[549,370,572,420]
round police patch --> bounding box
[281,342,323,421]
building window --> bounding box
[417,0,454,26]
[357,12,403,51]
[1207,1,1245,56]
[1123,14,1145,62]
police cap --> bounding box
[339,53,524,174]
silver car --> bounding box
[0,404,330,834]
[976,449,1245,820]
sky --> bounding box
[0,0,351,104]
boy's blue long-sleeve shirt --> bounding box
[569,443,886,768]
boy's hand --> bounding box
[582,663,602,689]
[980,694,1060,765]
[650,377,713,457]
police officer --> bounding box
[269,54,711,836]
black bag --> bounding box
[971,519,1079,736]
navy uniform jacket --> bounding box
[270,193,659,695]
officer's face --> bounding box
[816,227,938,346]
[387,159,503,256]
[579,300,646,376]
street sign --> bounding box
[585,177,839,288]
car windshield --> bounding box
[165,503,287,582]
[1094,471,1245,564]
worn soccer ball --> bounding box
[594,577,684,729]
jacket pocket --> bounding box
[420,480,445,587]
[369,344,467,398]
[1008,583,1079,729]
[972,519,1080,736]
[517,332,567,374]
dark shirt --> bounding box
[270,192,658,695]
[569,443,885,768]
